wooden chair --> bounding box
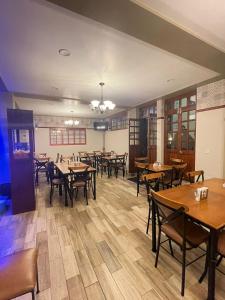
[151,190,209,296]
[69,167,90,206]
[0,249,39,300]
[34,157,49,185]
[186,170,204,183]
[163,163,187,189]
[170,157,184,165]
[97,155,109,177]
[47,162,64,205]
[112,153,128,178]
[135,162,149,196]
[135,156,149,163]
[142,172,165,234]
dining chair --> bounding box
[97,155,109,177]
[163,163,187,189]
[112,153,128,178]
[199,229,225,283]
[142,172,165,234]
[0,248,39,300]
[135,161,149,196]
[34,157,49,185]
[151,190,209,296]
[170,157,185,165]
[69,166,90,206]
[47,162,64,205]
[186,170,204,183]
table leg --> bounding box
[151,200,156,252]
[108,161,110,178]
[93,171,96,200]
[207,228,218,300]
[64,181,68,207]
[137,168,140,197]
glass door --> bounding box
[164,92,196,170]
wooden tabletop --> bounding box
[55,162,96,175]
[156,178,225,230]
[136,163,172,172]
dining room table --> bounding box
[136,163,172,196]
[152,178,225,300]
[55,162,96,206]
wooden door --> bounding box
[164,92,196,171]
[129,119,147,173]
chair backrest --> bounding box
[70,166,89,182]
[151,190,187,225]
[186,170,204,183]
[39,153,47,158]
[47,161,55,182]
[170,157,184,164]
[135,156,149,163]
[172,163,187,183]
[142,172,165,194]
[135,161,148,170]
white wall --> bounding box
[34,128,104,160]
[105,129,129,155]
[195,108,225,179]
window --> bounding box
[49,128,86,145]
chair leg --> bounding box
[169,239,174,257]
[199,242,210,283]
[155,227,162,268]
[181,245,186,296]
[85,185,88,205]
[146,202,151,234]
[32,289,35,300]
[36,269,40,293]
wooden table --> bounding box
[153,178,225,300]
[55,162,97,206]
[136,163,172,196]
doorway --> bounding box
[164,92,196,171]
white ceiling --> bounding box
[133,0,225,52]
[13,96,122,117]
[0,0,218,117]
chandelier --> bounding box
[90,82,116,114]
[64,111,80,126]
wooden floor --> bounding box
[1,175,225,300]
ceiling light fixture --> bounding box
[58,48,71,56]
[90,82,116,114]
[64,111,79,126]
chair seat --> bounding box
[162,217,209,247]
[217,231,225,256]
[0,249,37,300]
[52,178,64,185]
[71,180,86,188]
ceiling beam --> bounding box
[46,0,225,75]
[13,92,130,109]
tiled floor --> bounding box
[1,175,225,299]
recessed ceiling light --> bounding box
[58,49,71,56]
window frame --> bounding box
[49,127,86,146]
